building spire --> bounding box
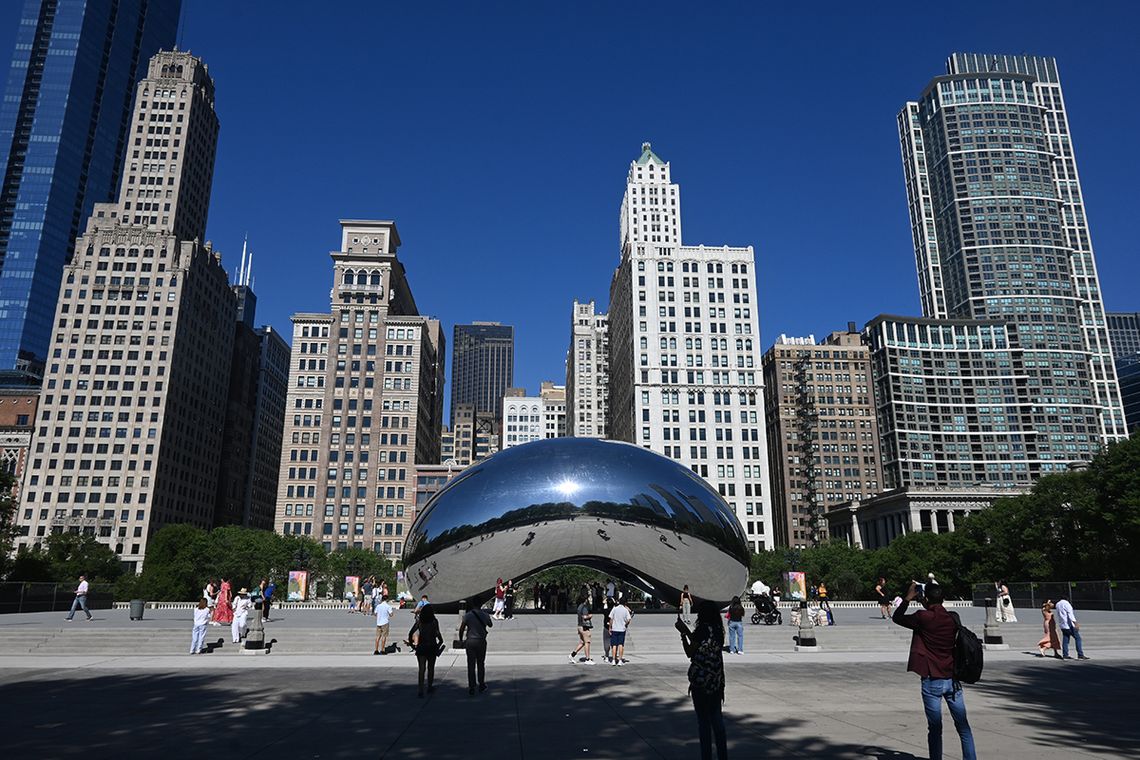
[237,234,248,286]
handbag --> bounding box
[1002,597,1011,607]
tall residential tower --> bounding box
[607,144,773,551]
[898,54,1127,459]
[566,300,608,437]
[0,0,181,373]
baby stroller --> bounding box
[750,593,782,625]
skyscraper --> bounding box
[273,220,446,559]
[1106,312,1140,433]
[566,299,608,438]
[607,143,774,552]
[898,54,1128,455]
[17,51,237,570]
[762,327,882,549]
[450,322,513,425]
[0,0,181,374]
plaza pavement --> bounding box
[1,608,1139,757]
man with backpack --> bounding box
[892,581,977,760]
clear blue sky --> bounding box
[3,2,1138,409]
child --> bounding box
[190,598,210,655]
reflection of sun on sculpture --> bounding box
[402,438,750,611]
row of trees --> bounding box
[752,435,1140,600]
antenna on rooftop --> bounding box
[237,234,248,286]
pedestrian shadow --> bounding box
[977,661,1140,755]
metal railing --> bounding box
[0,582,115,614]
[971,581,1140,611]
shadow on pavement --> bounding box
[0,666,931,759]
[979,661,1140,756]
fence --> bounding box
[971,581,1140,612]
[0,582,115,614]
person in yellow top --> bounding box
[817,581,834,624]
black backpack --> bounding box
[949,611,983,684]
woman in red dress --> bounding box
[213,578,234,624]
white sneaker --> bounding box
[584,659,595,665]
[617,660,623,667]
[568,654,577,663]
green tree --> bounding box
[8,532,122,584]
[0,470,18,579]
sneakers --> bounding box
[479,683,487,693]
[617,660,623,667]
[584,658,595,665]
[611,659,618,667]
[569,653,577,663]
[373,650,380,656]
[1078,655,1091,660]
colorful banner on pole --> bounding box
[287,570,309,602]
[784,571,807,601]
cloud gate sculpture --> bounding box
[402,438,750,611]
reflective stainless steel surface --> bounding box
[402,438,750,610]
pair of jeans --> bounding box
[465,639,487,691]
[1061,626,1084,658]
[920,677,976,760]
[691,689,727,759]
[66,595,91,620]
[727,621,744,653]
[190,624,207,654]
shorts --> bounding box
[610,630,626,647]
[375,623,390,636]
[578,627,592,643]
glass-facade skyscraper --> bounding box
[0,0,180,373]
[898,54,1128,473]
[450,322,513,426]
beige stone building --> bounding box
[17,52,238,570]
[441,402,498,466]
[274,220,445,559]
[566,300,608,437]
[761,327,882,549]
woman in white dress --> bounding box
[994,580,1018,623]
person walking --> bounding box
[1055,596,1089,660]
[875,577,889,619]
[726,596,745,654]
[414,604,444,697]
[608,596,633,666]
[373,598,393,655]
[994,580,1017,623]
[1037,600,1062,658]
[65,574,93,622]
[190,598,210,655]
[679,600,728,760]
[231,588,252,644]
[569,595,595,664]
[892,581,976,760]
[458,599,493,695]
[600,595,615,663]
[213,578,233,626]
[680,584,694,625]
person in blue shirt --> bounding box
[263,580,276,621]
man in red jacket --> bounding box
[892,581,976,760]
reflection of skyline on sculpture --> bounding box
[402,438,750,610]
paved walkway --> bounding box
[1,657,1136,758]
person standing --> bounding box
[1037,600,1062,658]
[817,581,834,624]
[190,598,210,655]
[1055,596,1089,660]
[726,596,745,654]
[680,584,694,625]
[492,578,506,620]
[680,600,728,760]
[65,574,93,622]
[263,579,276,621]
[569,595,595,664]
[414,604,444,697]
[362,577,374,615]
[875,577,889,619]
[608,596,633,666]
[892,581,976,760]
[458,599,493,695]
[994,580,1017,623]
[374,599,393,655]
[533,582,542,610]
[213,578,233,626]
[231,588,252,644]
[601,595,615,663]
[504,579,515,619]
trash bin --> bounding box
[129,599,146,621]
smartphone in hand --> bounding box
[674,616,690,635]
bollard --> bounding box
[242,599,268,655]
[981,597,1008,650]
[794,600,819,652]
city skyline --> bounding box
[1,4,1135,405]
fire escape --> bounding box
[795,354,823,546]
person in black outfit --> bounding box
[414,604,444,697]
[458,598,493,695]
[504,580,515,619]
[679,600,728,759]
